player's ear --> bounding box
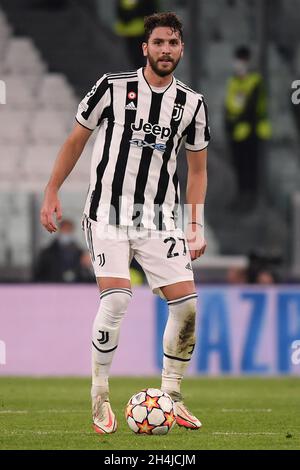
[142,42,148,57]
[181,42,185,58]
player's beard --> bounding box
[147,53,181,77]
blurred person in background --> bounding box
[226,266,248,284]
[224,46,271,212]
[40,12,210,435]
[255,269,277,285]
[115,0,159,68]
[34,219,83,283]
[77,250,95,283]
[247,251,281,285]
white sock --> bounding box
[161,294,197,401]
[91,288,132,400]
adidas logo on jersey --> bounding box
[185,263,193,271]
[125,102,137,111]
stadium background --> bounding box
[0,0,300,450]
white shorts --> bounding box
[82,216,194,296]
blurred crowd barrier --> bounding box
[0,285,299,376]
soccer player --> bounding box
[40,12,210,434]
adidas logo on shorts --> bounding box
[185,263,193,271]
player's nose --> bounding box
[162,42,171,54]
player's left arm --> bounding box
[185,148,208,261]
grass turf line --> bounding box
[0,377,299,450]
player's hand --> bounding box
[185,223,207,261]
[40,187,62,233]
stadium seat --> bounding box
[0,73,43,94]
[0,110,31,144]
[269,45,283,74]
[30,110,71,143]
[206,150,237,211]
[272,111,298,142]
[21,144,60,190]
[294,45,300,76]
[2,37,46,76]
[37,73,78,111]
[0,145,22,187]
[0,191,32,267]
[3,75,37,109]
[0,10,12,61]
[206,43,233,75]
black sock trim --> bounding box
[92,341,118,353]
[164,353,191,363]
[167,293,198,306]
[100,288,132,300]
[101,288,132,294]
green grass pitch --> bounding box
[0,377,299,450]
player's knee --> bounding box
[168,295,197,345]
[168,295,197,318]
[180,296,197,316]
[94,289,132,329]
[100,288,132,312]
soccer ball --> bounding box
[125,388,176,435]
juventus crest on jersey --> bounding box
[76,67,210,231]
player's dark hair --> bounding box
[144,12,183,42]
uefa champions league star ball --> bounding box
[125,388,176,435]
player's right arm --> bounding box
[40,123,92,233]
[41,74,110,233]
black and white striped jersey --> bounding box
[76,67,210,230]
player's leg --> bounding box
[93,276,131,398]
[82,218,132,433]
[92,277,132,434]
[132,229,201,429]
[159,281,201,429]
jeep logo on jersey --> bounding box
[131,119,171,139]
